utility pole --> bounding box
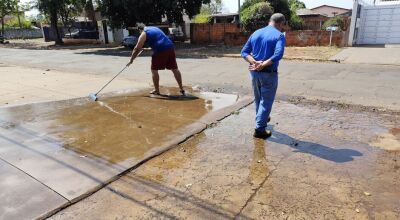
[238,0,241,23]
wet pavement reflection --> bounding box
[52,101,400,219]
[0,88,238,164]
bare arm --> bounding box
[245,55,257,65]
[128,32,147,65]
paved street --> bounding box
[0,47,399,219]
[1,48,400,110]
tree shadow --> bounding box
[268,128,363,163]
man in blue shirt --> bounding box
[128,26,185,96]
[241,13,286,139]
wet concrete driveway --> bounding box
[51,101,399,220]
[0,88,250,219]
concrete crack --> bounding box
[233,154,289,219]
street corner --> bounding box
[0,87,249,219]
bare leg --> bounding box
[151,69,160,93]
[172,69,184,91]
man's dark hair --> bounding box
[270,13,286,24]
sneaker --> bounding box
[150,90,160,95]
[253,129,272,139]
[180,90,186,96]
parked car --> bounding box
[0,35,8,44]
[326,26,339,32]
[64,29,99,39]
[168,28,185,42]
[121,36,139,49]
[157,26,185,42]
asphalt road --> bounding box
[1,48,399,110]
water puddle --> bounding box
[0,88,238,164]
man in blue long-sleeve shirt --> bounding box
[241,13,286,139]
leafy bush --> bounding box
[288,13,303,30]
[5,17,32,29]
[322,16,345,30]
[240,0,265,12]
[241,2,273,32]
[193,14,210,23]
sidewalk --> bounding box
[331,47,400,65]
[1,39,342,61]
[0,65,148,107]
[51,102,400,219]
[0,84,251,219]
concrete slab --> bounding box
[331,47,400,66]
[0,88,251,219]
[0,65,149,107]
[0,159,67,220]
[51,102,400,219]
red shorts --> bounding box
[151,48,178,70]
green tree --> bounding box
[241,2,273,32]
[288,0,305,30]
[267,0,291,21]
[97,0,210,28]
[0,0,17,35]
[36,0,65,44]
[5,16,31,28]
[35,0,85,44]
[59,0,85,35]
[240,0,264,12]
[288,0,305,10]
[323,16,345,30]
[193,0,223,23]
[84,0,97,30]
[241,0,291,24]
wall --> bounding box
[286,30,347,46]
[3,29,43,39]
[190,23,240,44]
[191,24,347,47]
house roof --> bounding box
[310,5,351,11]
[296,8,327,17]
[209,13,239,18]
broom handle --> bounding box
[96,50,143,95]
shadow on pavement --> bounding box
[269,129,363,163]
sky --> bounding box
[223,0,354,13]
[24,0,354,17]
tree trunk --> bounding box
[1,16,4,36]
[86,0,98,31]
[17,12,22,29]
[50,10,63,45]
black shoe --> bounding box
[267,117,271,123]
[180,90,186,96]
[253,129,272,139]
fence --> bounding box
[190,23,241,44]
[286,30,347,47]
[3,28,43,39]
[191,23,348,47]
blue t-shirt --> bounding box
[241,26,286,71]
[144,27,174,54]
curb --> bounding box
[176,53,339,63]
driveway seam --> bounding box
[0,156,69,201]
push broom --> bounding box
[89,50,143,102]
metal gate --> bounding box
[357,3,400,44]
